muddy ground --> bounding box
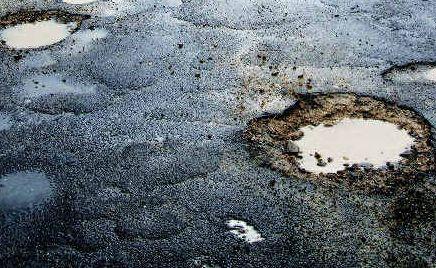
[0,0,435,267]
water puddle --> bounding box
[226,219,264,243]
[294,118,415,174]
[0,11,87,50]
[1,19,77,49]
[0,171,53,211]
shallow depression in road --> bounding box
[0,19,77,49]
[294,118,415,174]
[0,171,53,211]
[19,74,96,98]
[63,0,97,4]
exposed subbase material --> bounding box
[0,10,89,50]
[244,93,434,193]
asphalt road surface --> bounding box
[0,0,435,267]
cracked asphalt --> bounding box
[0,0,435,267]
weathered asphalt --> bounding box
[0,1,435,267]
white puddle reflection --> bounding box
[63,0,97,4]
[0,19,77,49]
[294,118,415,174]
[226,219,264,243]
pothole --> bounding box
[383,63,436,83]
[244,93,434,193]
[0,171,53,211]
[0,10,88,50]
[226,219,264,243]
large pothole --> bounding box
[0,10,88,50]
[244,93,434,193]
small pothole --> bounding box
[0,10,88,50]
[244,93,434,193]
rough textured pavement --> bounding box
[0,0,435,267]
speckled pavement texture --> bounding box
[0,0,435,267]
